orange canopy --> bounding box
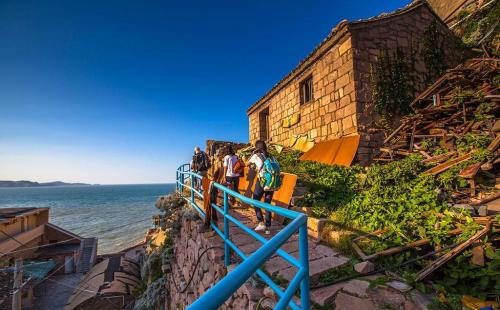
[299,135,360,166]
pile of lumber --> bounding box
[377,58,500,205]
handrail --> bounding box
[176,164,310,310]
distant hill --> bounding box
[0,180,93,188]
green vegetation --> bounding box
[457,0,500,54]
[422,20,447,84]
[370,47,416,128]
[434,244,500,300]
[270,149,362,218]
[318,260,359,284]
[428,296,462,310]
[455,133,492,153]
[273,147,498,299]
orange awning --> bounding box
[299,135,360,166]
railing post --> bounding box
[223,191,230,267]
[298,224,310,310]
[175,169,180,193]
[191,174,195,205]
[180,171,184,193]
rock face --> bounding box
[166,213,263,310]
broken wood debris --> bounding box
[376,58,499,204]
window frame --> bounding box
[299,75,314,105]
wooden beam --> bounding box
[0,224,45,254]
[416,223,490,281]
[422,151,457,164]
[423,152,472,175]
[487,134,500,152]
[384,121,408,144]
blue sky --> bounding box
[0,0,410,184]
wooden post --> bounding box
[27,285,33,310]
[12,258,22,310]
[409,121,416,152]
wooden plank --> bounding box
[460,121,475,136]
[409,122,416,152]
[353,229,462,261]
[487,134,500,152]
[422,151,457,164]
[416,224,490,281]
[470,192,500,206]
[423,152,472,175]
[384,121,408,144]
[0,224,45,254]
[413,144,432,159]
[458,162,482,179]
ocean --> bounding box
[0,184,175,254]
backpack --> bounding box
[257,154,282,191]
[193,152,211,171]
[232,157,244,176]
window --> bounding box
[300,75,313,104]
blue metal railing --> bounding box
[176,164,310,310]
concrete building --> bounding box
[0,208,97,273]
[247,0,466,164]
[0,208,97,310]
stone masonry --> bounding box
[247,0,466,165]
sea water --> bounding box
[0,184,174,254]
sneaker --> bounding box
[255,222,266,232]
[265,228,271,235]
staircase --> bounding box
[225,208,352,308]
[77,237,97,273]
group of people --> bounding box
[191,140,280,235]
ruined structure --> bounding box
[247,0,466,164]
[427,0,488,25]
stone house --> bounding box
[247,0,466,164]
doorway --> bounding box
[258,107,269,141]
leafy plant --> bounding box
[434,245,500,300]
[271,149,362,218]
[370,47,416,128]
[455,133,492,153]
[421,139,435,151]
[318,260,359,284]
[423,21,447,84]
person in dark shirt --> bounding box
[191,146,210,191]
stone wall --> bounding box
[166,214,265,310]
[248,21,357,146]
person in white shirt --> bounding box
[223,146,241,205]
[247,140,273,235]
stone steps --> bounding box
[224,209,427,310]
[224,208,353,306]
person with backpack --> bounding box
[192,146,211,191]
[247,140,282,235]
[223,146,244,205]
